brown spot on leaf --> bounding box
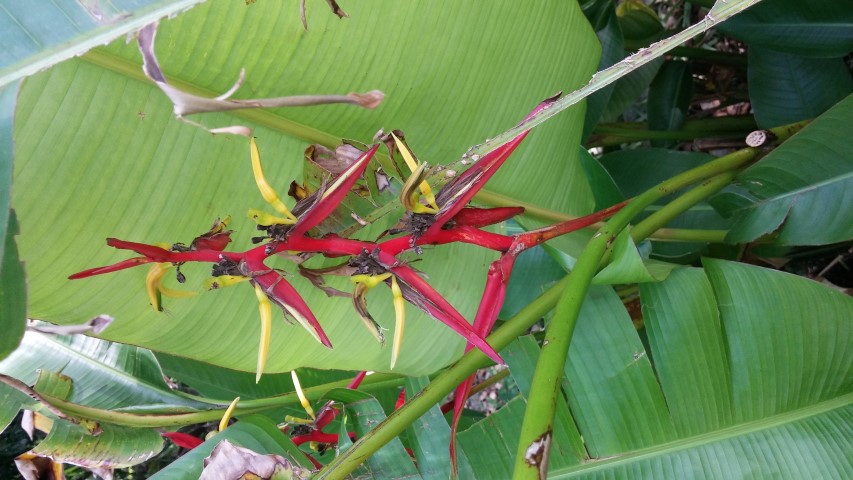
[524,430,552,479]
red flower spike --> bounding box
[313,404,341,431]
[450,254,516,471]
[162,431,203,449]
[427,95,561,235]
[287,234,371,258]
[191,231,232,251]
[303,452,324,470]
[387,261,503,364]
[514,199,630,249]
[347,371,367,389]
[106,238,173,261]
[292,431,340,446]
[428,139,523,235]
[395,388,406,410]
[68,257,153,279]
[450,206,525,228]
[289,145,379,238]
[249,267,333,348]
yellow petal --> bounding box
[280,302,323,345]
[247,208,296,226]
[158,285,197,299]
[390,275,406,369]
[400,163,438,214]
[204,275,250,290]
[254,283,272,384]
[145,263,170,312]
[291,370,316,420]
[218,396,240,432]
[250,138,297,221]
[284,415,314,425]
[352,282,386,345]
[350,272,391,288]
[392,133,438,210]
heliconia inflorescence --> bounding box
[70,95,628,468]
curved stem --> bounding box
[25,373,406,428]
[631,173,735,242]
[474,189,728,243]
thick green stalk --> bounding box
[513,122,806,479]
[631,173,735,242]
[587,116,755,147]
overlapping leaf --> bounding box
[726,94,853,245]
[717,0,853,58]
[453,254,852,478]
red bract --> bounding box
[162,431,204,450]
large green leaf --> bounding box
[446,260,852,478]
[327,388,421,478]
[0,82,16,264]
[0,82,24,361]
[0,210,25,360]
[0,332,209,413]
[748,46,852,128]
[717,0,853,58]
[0,0,207,87]
[581,0,625,140]
[29,419,165,469]
[647,60,692,147]
[156,352,355,401]
[726,94,853,245]
[13,0,599,376]
[403,376,474,479]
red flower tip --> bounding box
[450,206,525,228]
[161,431,203,449]
[347,371,368,390]
[69,257,153,279]
[289,144,379,238]
[106,238,172,261]
[395,388,407,410]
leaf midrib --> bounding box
[549,393,853,477]
[741,170,853,208]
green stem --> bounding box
[474,189,729,243]
[646,227,727,243]
[631,173,735,242]
[33,373,406,428]
[587,115,756,147]
[512,120,805,479]
[464,0,763,160]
